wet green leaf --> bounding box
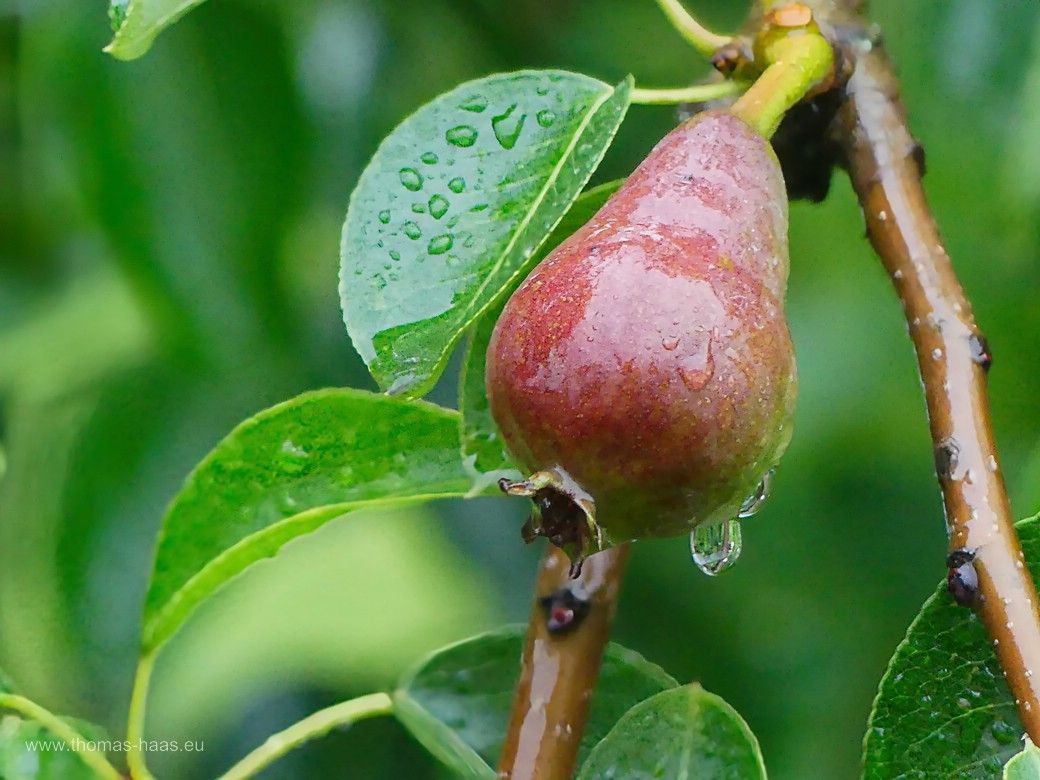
[863,515,1040,778]
[458,179,623,478]
[393,625,677,777]
[577,684,767,780]
[141,389,481,652]
[341,71,631,397]
[1005,740,1040,780]
[105,0,209,61]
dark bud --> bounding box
[968,333,992,372]
[946,548,979,607]
[771,88,844,203]
[540,585,591,635]
[711,43,746,76]
[910,141,927,178]
[934,438,959,481]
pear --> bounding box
[486,110,796,570]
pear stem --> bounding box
[497,545,630,779]
[729,28,834,139]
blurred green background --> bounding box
[2,0,1040,777]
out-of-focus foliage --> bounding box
[1,0,1039,777]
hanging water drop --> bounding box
[738,469,774,518]
[690,518,743,576]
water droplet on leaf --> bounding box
[460,96,488,113]
[446,125,478,147]
[448,177,466,193]
[428,234,453,254]
[428,194,449,219]
[492,104,526,150]
[378,210,391,224]
[536,109,556,128]
[399,168,423,191]
[403,221,421,240]
[420,151,439,164]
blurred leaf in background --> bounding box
[1,0,1039,777]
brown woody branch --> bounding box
[827,21,1040,737]
[497,545,630,779]
[497,1,1040,771]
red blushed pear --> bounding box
[486,110,797,575]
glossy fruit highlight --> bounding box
[486,110,797,571]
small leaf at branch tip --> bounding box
[105,0,212,61]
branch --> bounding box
[833,39,1040,736]
[497,544,630,779]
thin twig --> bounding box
[834,40,1040,736]
[631,81,742,106]
[497,544,630,780]
[218,693,394,780]
[653,0,733,57]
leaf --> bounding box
[458,179,623,478]
[863,515,1040,779]
[1005,740,1040,780]
[105,0,209,61]
[577,684,767,780]
[340,71,631,397]
[393,625,677,776]
[141,389,481,652]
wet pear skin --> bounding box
[486,111,797,544]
